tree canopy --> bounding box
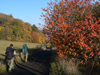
[41,0,100,65]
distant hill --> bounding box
[0,13,45,43]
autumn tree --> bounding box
[41,0,100,66]
[31,31,39,43]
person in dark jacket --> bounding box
[5,44,14,72]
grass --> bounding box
[0,40,42,56]
[0,40,44,73]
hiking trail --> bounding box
[1,46,51,75]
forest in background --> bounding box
[0,13,45,43]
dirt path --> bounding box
[1,47,51,75]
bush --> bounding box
[50,62,64,75]
[60,59,82,75]
[50,57,82,75]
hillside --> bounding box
[0,13,45,43]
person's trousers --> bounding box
[24,52,28,62]
[7,57,14,71]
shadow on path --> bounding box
[1,46,51,75]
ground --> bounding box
[1,47,51,75]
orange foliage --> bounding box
[31,31,39,43]
[41,0,100,64]
[31,31,45,43]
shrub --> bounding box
[50,62,64,75]
[50,57,82,75]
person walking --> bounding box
[21,44,28,62]
[5,44,14,72]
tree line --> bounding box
[0,13,45,43]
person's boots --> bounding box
[8,68,12,72]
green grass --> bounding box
[0,40,44,73]
[0,40,42,55]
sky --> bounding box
[0,0,54,29]
[0,0,99,29]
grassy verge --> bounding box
[0,40,45,74]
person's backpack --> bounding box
[22,44,28,53]
[6,47,13,60]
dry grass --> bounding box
[59,59,82,75]
[50,56,82,75]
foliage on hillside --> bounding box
[0,13,45,43]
